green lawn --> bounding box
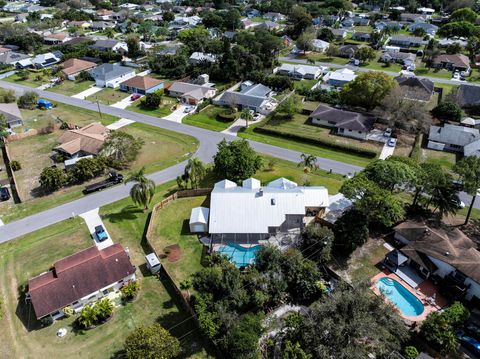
[414,64,453,79]
[0,186,212,358]
[48,80,95,96]
[422,148,457,170]
[433,82,457,98]
[1,117,198,224]
[87,88,127,105]
[126,96,177,118]
[294,78,319,91]
[151,196,208,286]
[183,105,236,132]
[362,59,402,72]
[3,71,47,88]
[297,54,349,65]
[239,112,382,167]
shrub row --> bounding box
[217,111,238,122]
[254,126,377,159]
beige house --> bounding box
[55,123,108,159]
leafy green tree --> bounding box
[124,323,180,359]
[341,173,405,227]
[340,71,397,111]
[449,7,478,23]
[438,21,478,38]
[183,158,206,189]
[420,302,469,354]
[296,29,315,53]
[39,166,67,191]
[289,6,313,37]
[429,182,461,217]
[70,157,106,182]
[1,89,16,103]
[223,313,265,359]
[431,101,462,122]
[177,26,210,52]
[101,131,144,169]
[325,44,339,57]
[126,167,155,211]
[454,156,480,224]
[126,35,141,58]
[18,91,39,110]
[278,94,302,119]
[279,282,409,358]
[201,11,223,28]
[364,158,417,192]
[284,341,312,359]
[223,8,241,30]
[9,160,21,171]
[404,346,419,359]
[354,46,376,64]
[317,28,334,42]
[333,208,369,256]
[213,139,262,183]
[300,224,333,265]
[162,11,174,23]
[103,28,115,39]
[94,298,113,321]
[142,92,162,109]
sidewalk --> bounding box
[107,118,135,130]
[72,86,103,99]
[79,208,114,250]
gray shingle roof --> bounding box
[90,64,134,81]
[457,84,480,107]
[429,124,480,147]
[310,104,374,132]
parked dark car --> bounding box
[0,187,10,201]
[458,331,480,357]
[94,225,108,242]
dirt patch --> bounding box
[164,244,182,263]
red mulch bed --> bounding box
[164,244,182,262]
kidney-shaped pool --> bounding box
[376,277,424,317]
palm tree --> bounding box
[126,167,155,211]
[454,156,480,225]
[241,108,253,128]
[104,28,115,39]
[78,304,98,329]
[95,299,114,321]
[298,153,318,174]
[184,158,206,189]
[306,58,316,65]
[430,184,461,218]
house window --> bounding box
[102,289,109,295]
[88,295,96,300]
[118,280,124,284]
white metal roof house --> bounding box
[275,63,322,80]
[90,64,136,88]
[207,177,329,242]
[189,207,210,233]
[323,68,357,87]
[214,82,276,114]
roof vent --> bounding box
[115,258,119,262]
[258,188,263,197]
[271,198,276,205]
[445,251,450,256]
[424,229,431,236]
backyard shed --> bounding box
[189,207,209,233]
[145,253,161,274]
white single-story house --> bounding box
[167,82,216,105]
[208,177,329,242]
[90,64,136,88]
[214,82,276,114]
[189,207,210,233]
[323,68,357,87]
[275,63,322,80]
[427,123,480,157]
[27,244,136,320]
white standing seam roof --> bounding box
[209,178,329,234]
[190,207,210,225]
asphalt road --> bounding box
[0,81,362,242]
[279,56,479,87]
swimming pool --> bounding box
[217,243,262,268]
[376,277,424,317]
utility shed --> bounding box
[189,207,209,233]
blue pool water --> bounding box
[376,277,424,317]
[217,243,262,268]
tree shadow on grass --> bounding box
[102,205,142,223]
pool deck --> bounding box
[371,270,448,322]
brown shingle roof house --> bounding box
[119,75,164,95]
[28,244,136,319]
[55,122,108,158]
[60,58,97,80]
[433,53,471,72]
[393,221,480,301]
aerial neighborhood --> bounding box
[2,0,480,358]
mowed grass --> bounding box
[151,196,208,286]
[422,148,457,170]
[297,53,349,65]
[183,105,235,132]
[238,112,381,167]
[1,114,198,224]
[86,88,127,105]
[0,187,212,359]
[127,96,177,118]
[48,80,95,96]
[3,71,47,88]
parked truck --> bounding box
[83,172,124,194]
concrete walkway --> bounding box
[72,86,103,99]
[111,94,138,109]
[106,118,135,130]
[79,208,114,250]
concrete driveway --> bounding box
[111,94,139,109]
[72,86,103,99]
[106,118,135,130]
[379,140,396,160]
[79,208,113,250]
[164,104,193,123]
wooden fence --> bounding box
[7,123,61,142]
[2,141,22,203]
[143,188,221,355]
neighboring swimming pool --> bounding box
[217,243,262,268]
[376,277,424,317]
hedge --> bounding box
[253,126,377,158]
[217,111,238,122]
[409,133,423,163]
